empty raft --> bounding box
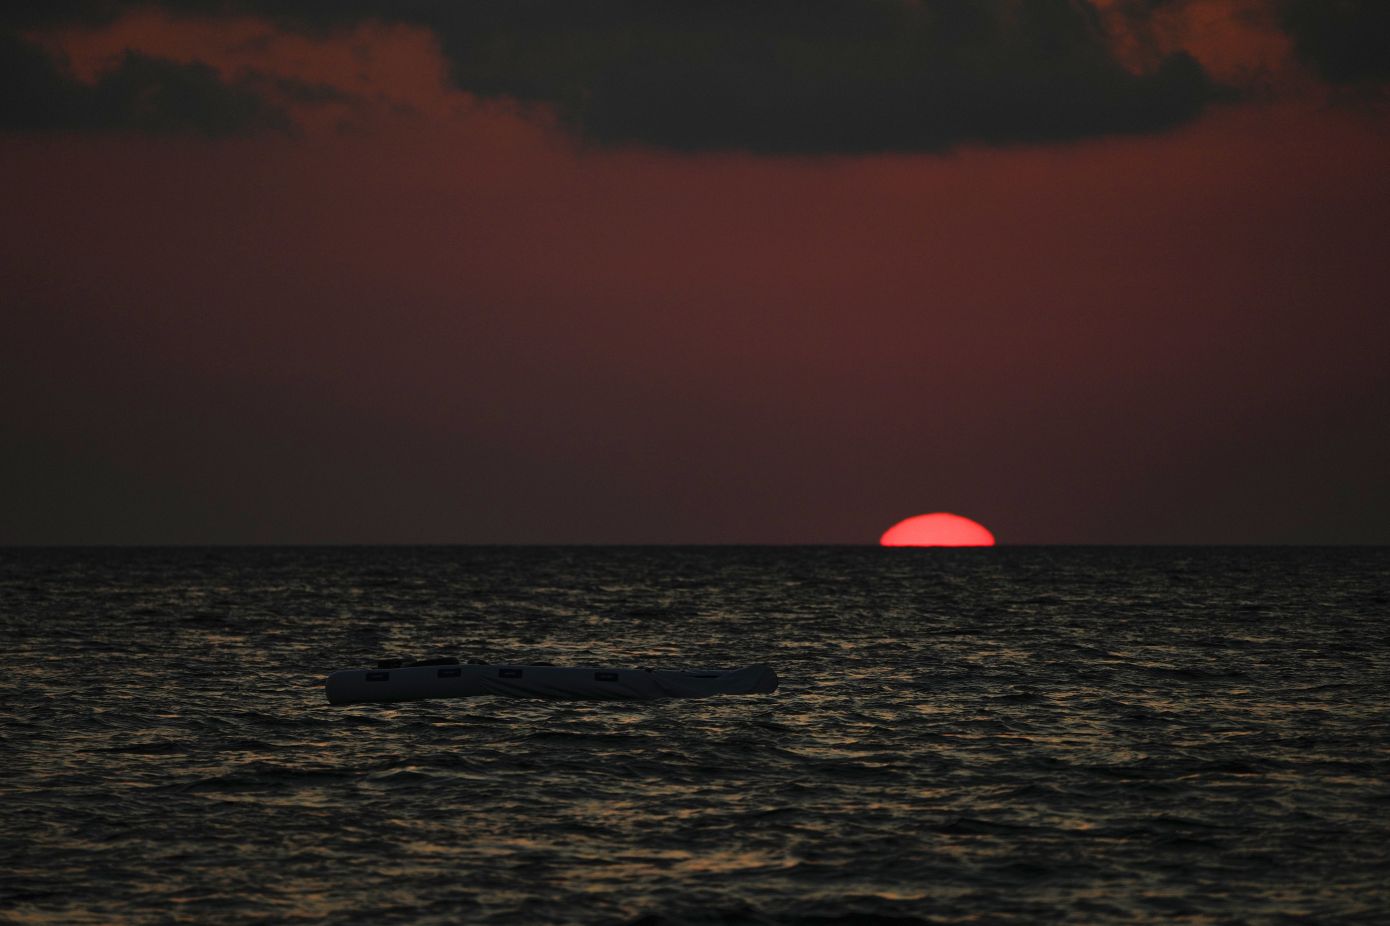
[324,660,779,705]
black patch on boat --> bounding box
[499,668,523,679]
[437,667,461,678]
[595,671,619,682]
[366,672,390,682]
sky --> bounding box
[2,0,1388,545]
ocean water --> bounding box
[3,546,1388,925]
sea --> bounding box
[3,546,1388,925]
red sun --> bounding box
[880,512,996,547]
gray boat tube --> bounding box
[325,662,778,705]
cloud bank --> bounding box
[1282,0,1390,85]
[416,0,1221,152]
[4,1,1386,147]
[4,0,1223,150]
[0,31,290,134]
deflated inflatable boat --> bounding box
[324,658,778,705]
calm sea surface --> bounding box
[3,546,1389,925]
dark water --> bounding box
[3,546,1389,925]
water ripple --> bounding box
[3,546,1388,924]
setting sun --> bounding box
[880,512,996,547]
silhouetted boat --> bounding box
[324,658,778,704]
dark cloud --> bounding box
[1282,0,1390,85]
[0,32,74,130]
[0,2,126,30]
[421,0,1221,152]
[0,31,291,135]
[254,73,355,107]
[6,0,1224,151]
